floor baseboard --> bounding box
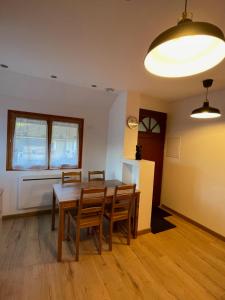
[2,208,55,220]
[137,228,151,236]
[161,204,225,242]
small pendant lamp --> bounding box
[144,0,225,77]
[190,79,221,119]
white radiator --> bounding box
[18,175,62,209]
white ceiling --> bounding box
[0,0,225,101]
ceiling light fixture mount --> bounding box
[190,79,221,119]
[144,0,225,78]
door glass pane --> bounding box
[12,118,48,170]
[150,118,157,129]
[138,122,147,132]
[152,124,160,133]
[50,121,79,168]
[142,117,150,129]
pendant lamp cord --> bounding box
[206,87,209,103]
[182,0,188,19]
[184,0,188,14]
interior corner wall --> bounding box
[105,91,127,180]
[123,91,140,159]
[161,89,225,237]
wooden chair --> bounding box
[104,184,136,251]
[62,171,82,184]
[88,170,105,182]
[62,171,82,236]
[67,187,107,261]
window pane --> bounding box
[12,118,48,170]
[50,121,79,168]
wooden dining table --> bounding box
[51,179,140,261]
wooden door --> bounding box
[137,109,167,207]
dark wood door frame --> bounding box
[138,109,167,207]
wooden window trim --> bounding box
[6,110,84,171]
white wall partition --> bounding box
[105,92,127,180]
[122,159,155,231]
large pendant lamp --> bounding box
[191,79,221,119]
[144,0,225,77]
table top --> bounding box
[53,179,124,203]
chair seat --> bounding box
[80,216,101,227]
[69,213,102,228]
[104,209,129,221]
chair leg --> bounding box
[127,216,131,245]
[109,220,113,251]
[67,214,70,241]
[98,224,102,255]
[75,226,80,261]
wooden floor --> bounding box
[0,213,225,300]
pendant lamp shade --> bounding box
[190,79,221,119]
[144,2,225,78]
[190,101,221,119]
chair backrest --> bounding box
[88,170,105,182]
[111,184,136,217]
[62,171,82,184]
[77,187,107,223]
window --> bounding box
[7,110,84,170]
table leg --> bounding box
[62,211,66,241]
[57,204,65,261]
[51,189,56,231]
[133,192,140,238]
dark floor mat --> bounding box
[151,207,176,234]
[152,206,172,218]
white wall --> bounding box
[105,91,127,180]
[0,70,115,216]
[161,88,225,237]
[140,93,168,113]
